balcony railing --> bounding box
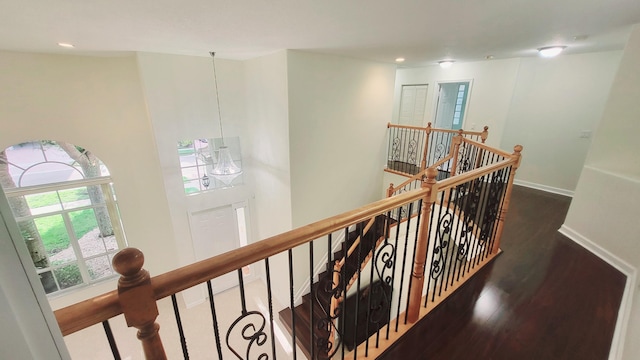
[55,131,521,360]
[386,122,489,177]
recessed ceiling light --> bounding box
[57,42,75,48]
[538,46,566,58]
[485,55,495,60]
[395,57,405,63]
[438,60,455,69]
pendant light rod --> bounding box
[210,51,225,145]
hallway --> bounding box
[379,185,627,360]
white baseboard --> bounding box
[559,225,636,360]
[513,179,574,197]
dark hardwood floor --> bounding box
[378,185,627,360]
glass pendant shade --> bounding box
[212,146,242,185]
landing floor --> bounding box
[378,185,627,360]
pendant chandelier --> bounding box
[208,51,242,186]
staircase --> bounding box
[278,215,390,359]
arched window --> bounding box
[0,141,126,295]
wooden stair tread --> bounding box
[278,214,393,359]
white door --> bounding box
[190,205,241,294]
[434,82,470,130]
[398,84,428,126]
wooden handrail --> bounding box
[430,152,455,171]
[387,122,487,137]
[437,158,515,190]
[387,152,455,197]
[55,186,429,336]
[387,122,429,131]
[389,170,426,196]
[56,124,517,360]
[461,137,512,158]
[430,128,485,136]
[55,290,121,336]
[337,217,376,268]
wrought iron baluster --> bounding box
[315,234,344,359]
[429,189,448,302]
[434,212,452,298]
[404,201,421,324]
[340,227,348,360]
[451,184,470,284]
[443,183,464,290]
[171,294,190,359]
[264,258,277,359]
[484,167,510,258]
[480,169,504,259]
[288,249,297,360]
[424,190,441,307]
[309,241,315,360]
[376,211,393,346]
[463,176,485,275]
[387,205,402,338]
[351,224,364,359]
[102,320,121,360]
[206,280,223,360]
[365,224,376,357]
[395,202,413,330]
[473,172,494,266]
[225,269,269,360]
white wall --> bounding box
[563,24,640,360]
[245,50,293,240]
[284,50,396,304]
[501,51,622,193]
[136,53,252,264]
[287,50,397,227]
[136,52,257,305]
[244,51,293,306]
[587,34,640,178]
[394,59,521,147]
[0,52,175,309]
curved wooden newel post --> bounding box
[491,145,523,254]
[407,167,438,323]
[112,248,167,360]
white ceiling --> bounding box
[1,0,640,66]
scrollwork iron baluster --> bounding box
[226,311,269,360]
[314,265,344,359]
[391,137,401,161]
[479,169,507,243]
[431,212,452,280]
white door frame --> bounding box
[0,186,71,359]
[432,79,474,130]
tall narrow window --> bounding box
[0,141,126,295]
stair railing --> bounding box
[55,144,522,360]
[386,122,488,177]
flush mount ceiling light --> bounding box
[395,57,405,63]
[57,42,74,48]
[538,46,567,58]
[207,51,242,186]
[438,60,455,69]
